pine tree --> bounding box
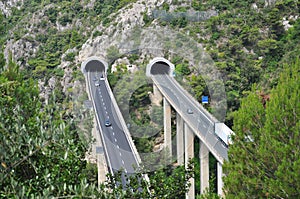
[223,59,300,198]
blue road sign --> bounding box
[202,96,208,104]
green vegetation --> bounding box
[224,59,300,198]
[0,56,93,197]
[154,0,299,126]
[1,0,299,198]
[104,162,194,198]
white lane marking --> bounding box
[122,160,125,165]
[112,132,115,136]
[105,111,108,114]
[103,103,105,105]
[114,138,117,142]
[119,152,122,157]
[104,106,106,110]
[111,126,113,130]
[124,169,127,173]
[117,145,120,149]
[166,75,214,124]
[101,98,103,101]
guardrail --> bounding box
[167,75,218,123]
[151,76,226,164]
[86,72,114,175]
[104,78,142,166]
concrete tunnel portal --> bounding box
[146,57,175,77]
[81,56,108,74]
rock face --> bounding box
[0,0,24,17]
[264,0,277,7]
[3,0,297,109]
[78,0,159,63]
[4,34,39,68]
[282,15,299,31]
[4,0,167,98]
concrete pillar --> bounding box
[164,97,172,158]
[153,84,163,103]
[97,152,106,185]
[200,141,209,194]
[176,113,184,165]
[217,162,224,196]
[184,123,194,199]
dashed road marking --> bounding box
[122,160,125,165]
[119,152,122,157]
[114,138,117,142]
[117,145,120,149]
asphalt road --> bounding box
[152,74,228,162]
[88,71,139,180]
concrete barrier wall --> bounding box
[85,72,113,174]
[104,78,142,165]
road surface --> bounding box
[152,74,228,162]
[88,71,139,182]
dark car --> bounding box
[105,120,111,127]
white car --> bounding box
[187,108,193,114]
[100,74,105,80]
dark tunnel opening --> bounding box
[150,61,170,75]
[85,60,105,72]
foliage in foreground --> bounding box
[0,55,91,198]
[102,162,193,199]
[224,59,300,198]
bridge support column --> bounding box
[184,123,194,199]
[176,113,184,165]
[200,141,209,194]
[164,97,172,158]
[217,162,224,196]
[153,84,163,104]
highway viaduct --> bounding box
[81,57,141,185]
[147,57,232,198]
[81,56,233,198]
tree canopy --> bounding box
[224,59,300,198]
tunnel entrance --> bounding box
[85,60,105,72]
[150,61,170,75]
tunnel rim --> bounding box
[146,57,175,77]
[81,56,108,74]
